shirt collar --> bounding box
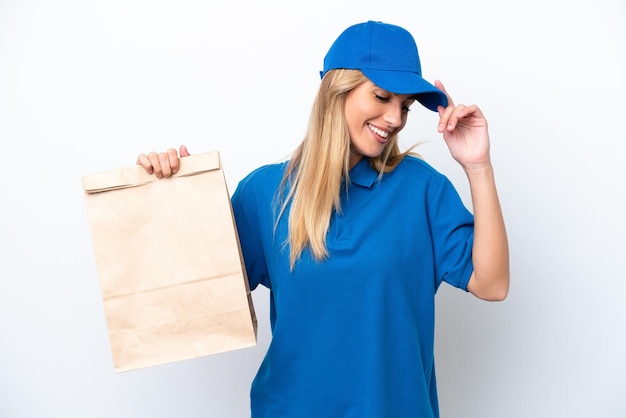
[349,158,379,188]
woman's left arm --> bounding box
[435,80,510,301]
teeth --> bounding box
[369,124,389,138]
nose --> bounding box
[383,102,404,129]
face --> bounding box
[344,80,415,167]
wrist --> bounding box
[462,160,493,175]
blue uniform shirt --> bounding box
[231,155,475,418]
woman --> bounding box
[138,20,509,418]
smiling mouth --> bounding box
[368,124,390,139]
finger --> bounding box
[438,104,456,133]
[180,144,191,157]
[146,151,164,179]
[164,148,182,175]
[457,103,481,120]
[450,104,483,130]
[435,80,455,108]
[158,151,174,178]
[136,153,154,174]
[445,104,469,132]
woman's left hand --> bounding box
[435,80,491,170]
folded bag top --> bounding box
[82,151,221,193]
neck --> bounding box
[349,147,363,169]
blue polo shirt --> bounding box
[231,155,474,418]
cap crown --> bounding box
[321,21,447,111]
[323,21,422,77]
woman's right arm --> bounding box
[136,145,191,178]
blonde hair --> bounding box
[277,69,417,270]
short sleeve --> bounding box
[427,175,475,291]
[231,171,271,291]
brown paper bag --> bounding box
[82,151,257,373]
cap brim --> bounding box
[361,69,448,112]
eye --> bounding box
[402,104,412,113]
[374,94,390,103]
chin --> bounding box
[366,147,385,158]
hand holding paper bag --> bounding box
[135,144,191,179]
[82,151,257,373]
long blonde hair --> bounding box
[277,69,416,270]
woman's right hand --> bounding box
[136,145,191,179]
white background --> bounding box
[1,0,625,417]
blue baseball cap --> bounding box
[321,21,448,111]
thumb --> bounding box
[180,144,191,157]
